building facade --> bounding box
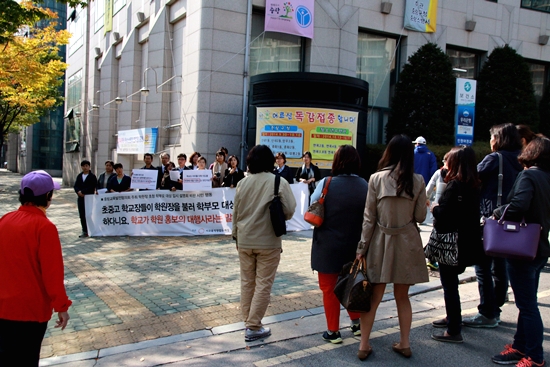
[62,0,550,185]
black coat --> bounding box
[433,180,484,267]
[107,175,131,192]
[273,165,294,185]
[494,167,550,258]
[74,172,98,196]
[223,168,245,187]
[295,164,321,194]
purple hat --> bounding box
[20,170,61,196]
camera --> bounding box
[215,172,221,178]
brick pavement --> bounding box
[0,170,437,359]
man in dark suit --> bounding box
[74,160,98,237]
[142,153,156,170]
[156,153,170,189]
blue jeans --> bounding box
[439,264,466,336]
[474,255,508,319]
[507,256,548,364]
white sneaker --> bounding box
[245,326,271,342]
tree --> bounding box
[0,20,69,156]
[385,43,456,145]
[475,45,538,141]
[539,82,550,138]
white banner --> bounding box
[131,169,158,190]
[85,184,311,236]
[182,170,212,191]
[117,128,158,154]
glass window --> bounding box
[113,0,126,15]
[446,48,479,79]
[527,62,548,102]
[68,9,84,54]
[66,70,82,110]
[66,70,82,150]
[95,0,105,33]
[249,12,302,77]
[356,33,397,108]
[521,0,550,13]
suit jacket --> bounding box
[107,175,131,192]
[273,165,294,185]
[74,172,98,197]
[156,166,167,189]
[222,168,245,187]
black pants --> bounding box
[77,196,87,233]
[0,318,48,367]
[439,264,466,336]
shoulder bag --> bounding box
[333,258,373,313]
[269,174,287,237]
[483,204,541,260]
[304,176,332,227]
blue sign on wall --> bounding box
[455,105,475,146]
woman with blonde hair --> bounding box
[355,135,428,360]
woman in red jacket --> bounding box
[0,171,72,366]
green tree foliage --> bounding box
[475,45,538,141]
[386,43,455,144]
[539,82,550,138]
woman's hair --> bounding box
[275,152,286,164]
[198,156,207,164]
[189,152,201,164]
[168,162,176,169]
[228,155,239,167]
[247,145,275,173]
[518,137,550,171]
[444,146,480,187]
[302,151,312,159]
[378,135,415,198]
[331,145,361,176]
[216,150,226,159]
[516,124,538,147]
[19,188,53,207]
[490,123,522,152]
[113,163,123,170]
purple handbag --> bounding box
[483,205,541,260]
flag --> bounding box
[264,0,314,39]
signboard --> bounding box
[131,169,158,190]
[455,78,477,146]
[117,128,158,154]
[104,0,113,34]
[182,170,212,192]
[404,0,438,33]
[85,185,310,236]
[256,107,359,169]
[264,0,314,39]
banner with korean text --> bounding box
[265,0,314,39]
[85,184,311,236]
[117,128,158,154]
[404,0,438,33]
[256,107,359,169]
[455,78,477,146]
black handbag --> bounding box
[269,174,287,237]
[334,258,373,313]
[424,228,459,266]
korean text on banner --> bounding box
[85,185,311,236]
[404,0,438,33]
[265,0,314,39]
[256,107,358,170]
[131,169,158,190]
[181,170,212,192]
[117,128,158,154]
[455,78,477,146]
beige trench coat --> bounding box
[357,167,429,285]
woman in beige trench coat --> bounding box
[355,135,429,361]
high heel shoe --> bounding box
[357,346,373,361]
[392,342,412,358]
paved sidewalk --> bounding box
[0,170,446,361]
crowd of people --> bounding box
[1,123,549,367]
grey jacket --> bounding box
[494,167,550,258]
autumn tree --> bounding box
[0,17,70,155]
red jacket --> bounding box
[0,205,72,322]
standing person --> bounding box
[107,163,132,192]
[223,155,245,188]
[188,152,201,170]
[156,153,170,189]
[430,146,483,343]
[516,124,539,148]
[310,145,367,344]
[295,151,321,196]
[97,160,115,190]
[142,153,156,170]
[463,123,523,328]
[159,161,176,191]
[0,171,72,367]
[74,160,98,238]
[232,145,296,342]
[173,154,189,190]
[355,135,428,360]
[490,137,550,367]
[273,152,294,184]
[413,136,438,184]
[212,150,228,188]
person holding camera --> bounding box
[212,150,228,188]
